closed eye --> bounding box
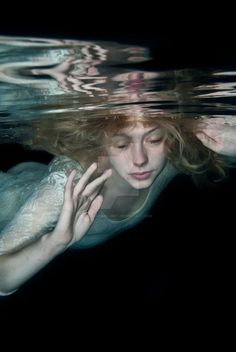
[149,139,162,144]
[116,144,128,149]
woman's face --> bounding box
[104,122,168,190]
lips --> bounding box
[130,171,152,180]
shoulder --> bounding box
[32,155,84,197]
[47,155,84,184]
[0,161,48,202]
[0,161,47,190]
[0,161,48,230]
[48,155,84,174]
[6,161,47,175]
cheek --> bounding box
[108,154,129,174]
[151,144,167,159]
[151,148,167,167]
[110,155,125,167]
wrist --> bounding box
[40,231,70,258]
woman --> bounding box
[0,109,235,295]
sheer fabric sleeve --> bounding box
[0,156,83,254]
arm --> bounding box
[0,231,66,295]
[195,116,236,162]
[0,164,112,295]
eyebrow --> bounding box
[112,127,162,138]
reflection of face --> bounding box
[105,122,167,190]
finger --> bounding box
[76,169,112,200]
[75,189,97,209]
[73,195,104,242]
[75,181,104,214]
[195,132,218,150]
[64,169,77,202]
[54,169,77,233]
[199,117,234,126]
[86,194,104,223]
[196,120,221,135]
[54,197,73,235]
[73,162,97,198]
[195,121,208,132]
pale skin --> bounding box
[0,122,168,294]
[0,164,112,295]
[101,122,168,218]
[196,116,236,158]
[0,117,235,295]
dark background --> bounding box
[0,2,236,69]
[0,1,235,337]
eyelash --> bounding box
[116,139,162,149]
[116,145,127,149]
[149,139,162,144]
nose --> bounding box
[131,144,148,167]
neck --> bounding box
[100,169,149,219]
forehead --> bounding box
[111,122,162,137]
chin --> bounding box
[129,179,154,190]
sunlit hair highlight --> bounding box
[25,109,228,183]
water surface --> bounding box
[1,35,236,145]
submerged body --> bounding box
[0,116,235,296]
[0,155,178,251]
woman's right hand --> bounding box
[51,163,112,248]
[0,163,111,295]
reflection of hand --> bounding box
[195,117,236,157]
[51,163,112,247]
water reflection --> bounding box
[0,36,236,138]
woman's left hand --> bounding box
[195,116,236,157]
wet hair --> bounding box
[24,107,228,184]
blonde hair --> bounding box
[25,108,228,183]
